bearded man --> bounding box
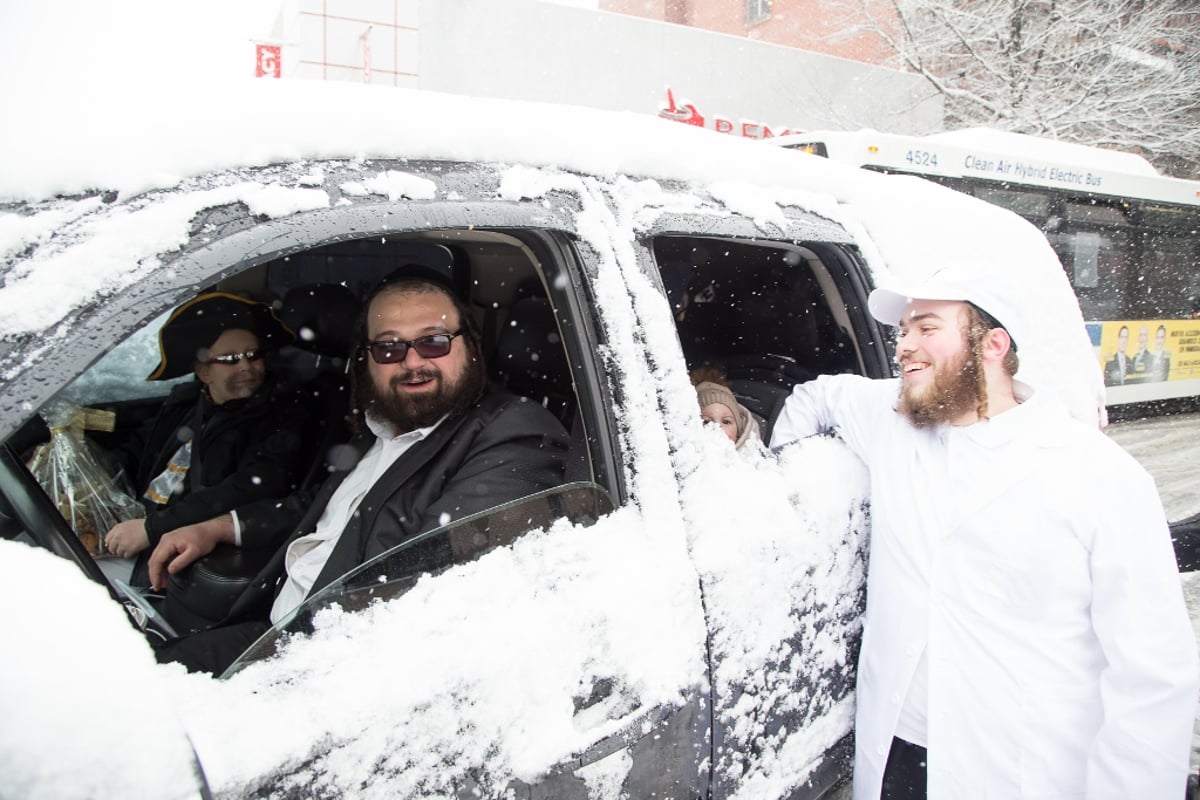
[150,272,569,674]
[770,266,1197,800]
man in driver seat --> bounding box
[148,271,570,674]
[104,292,314,586]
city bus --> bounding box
[770,128,1200,414]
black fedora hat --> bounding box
[147,292,295,381]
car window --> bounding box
[654,234,866,438]
[58,309,190,404]
[656,235,860,376]
[223,482,615,677]
[6,216,616,572]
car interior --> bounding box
[653,235,865,439]
[52,230,595,475]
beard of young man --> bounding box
[897,332,984,429]
[356,345,486,434]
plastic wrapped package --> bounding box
[26,402,144,557]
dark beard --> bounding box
[357,357,485,434]
[897,349,981,429]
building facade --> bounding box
[600,0,899,65]
[255,0,941,138]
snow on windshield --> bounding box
[0,183,327,348]
[58,309,191,404]
[0,541,203,800]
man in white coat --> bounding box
[771,264,1199,799]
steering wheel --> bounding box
[0,443,178,643]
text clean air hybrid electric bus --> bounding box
[772,128,1200,414]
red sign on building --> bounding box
[255,44,282,78]
[658,86,802,139]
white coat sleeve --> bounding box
[769,374,893,460]
[1085,462,1199,798]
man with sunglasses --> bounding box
[104,292,315,586]
[147,272,570,673]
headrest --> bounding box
[494,297,567,385]
[279,284,360,357]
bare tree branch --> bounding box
[846,0,1200,176]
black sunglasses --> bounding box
[363,332,462,364]
[206,348,265,365]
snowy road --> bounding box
[1108,412,1200,777]
[1106,411,1200,522]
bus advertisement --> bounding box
[771,128,1200,413]
[1093,319,1200,405]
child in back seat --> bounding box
[691,367,761,451]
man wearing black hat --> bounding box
[104,292,315,586]
[145,273,569,673]
[770,265,1197,799]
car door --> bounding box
[0,158,718,797]
[217,483,715,798]
[634,209,891,798]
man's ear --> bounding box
[194,363,211,387]
[982,327,1013,362]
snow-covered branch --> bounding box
[846,0,1200,177]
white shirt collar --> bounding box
[364,411,447,442]
[953,380,1062,449]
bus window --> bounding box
[1065,201,1129,226]
[971,185,1050,219]
[1048,227,1132,321]
[1141,206,1200,231]
[1072,231,1101,289]
[1137,232,1200,318]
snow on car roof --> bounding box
[0,76,1103,424]
[2,78,858,205]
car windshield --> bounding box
[224,481,614,676]
[59,310,191,404]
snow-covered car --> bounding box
[0,84,1102,799]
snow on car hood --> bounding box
[164,506,709,797]
[0,540,205,800]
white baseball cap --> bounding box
[867,264,1029,350]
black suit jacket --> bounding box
[117,381,315,545]
[1104,353,1132,386]
[222,386,569,625]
